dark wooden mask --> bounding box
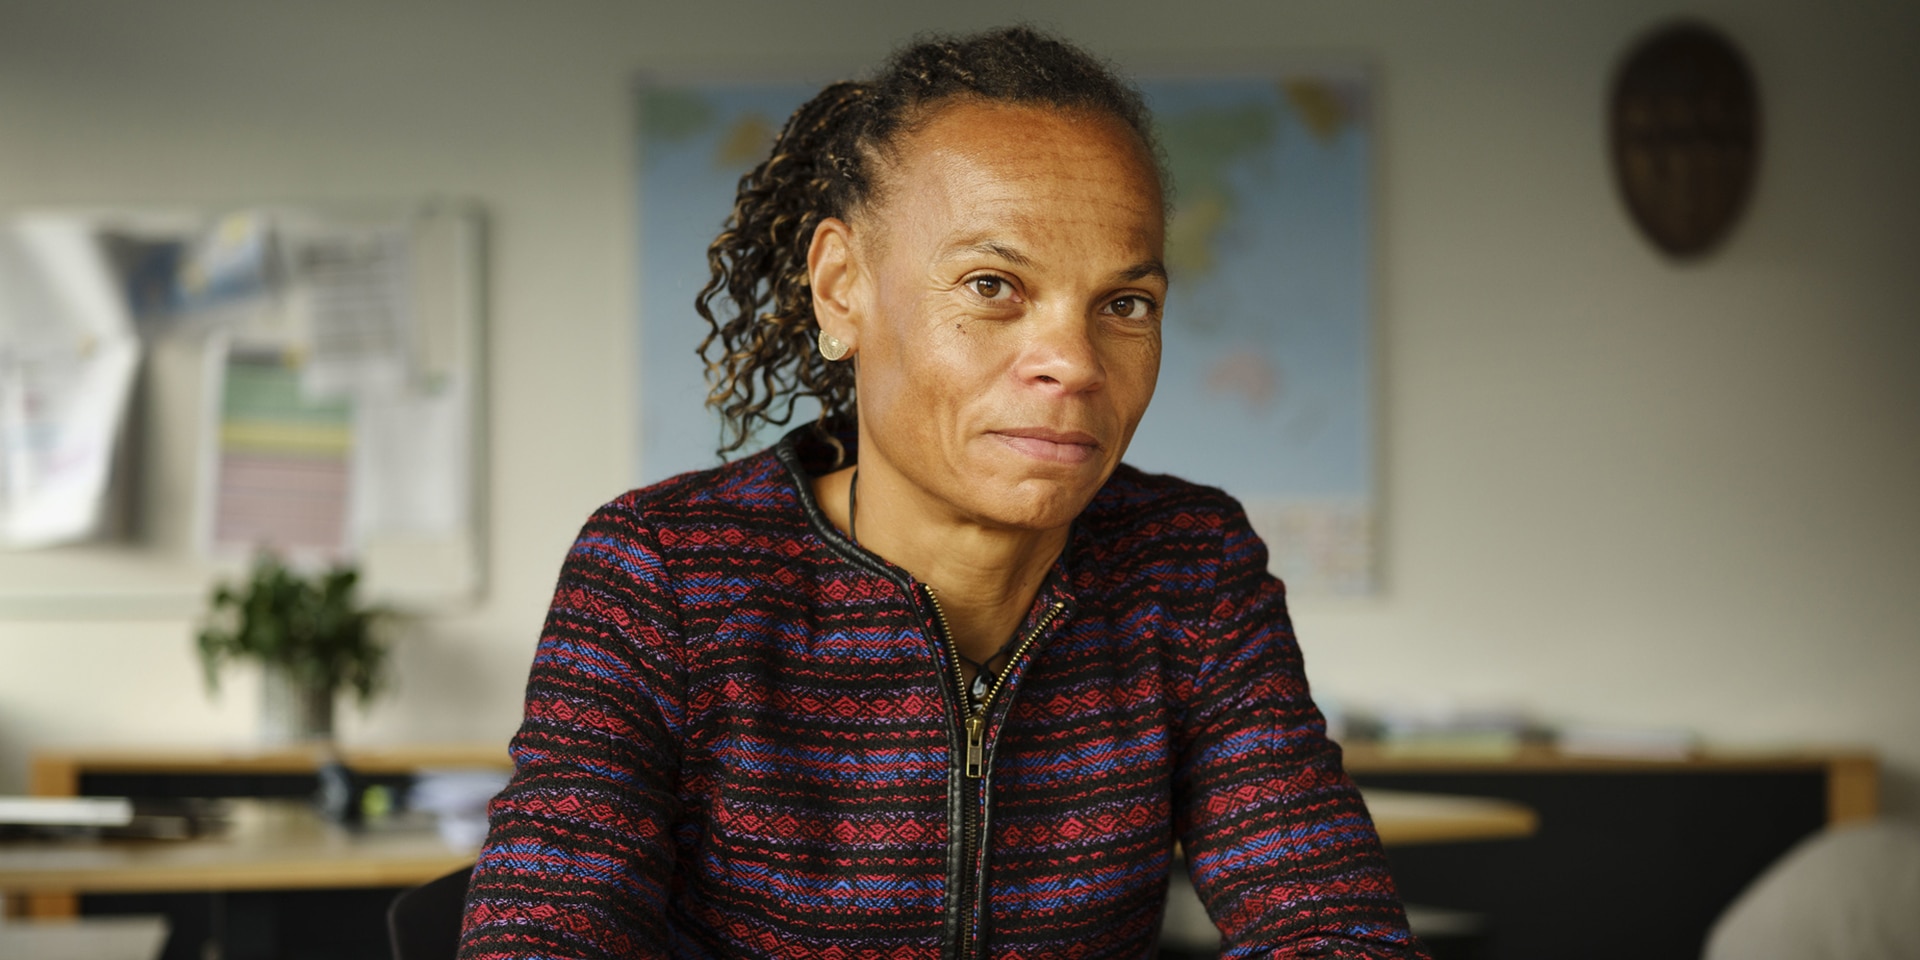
[1610,22,1761,259]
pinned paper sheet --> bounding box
[284,223,414,398]
[0,217,141,548]
[208,345,353,558]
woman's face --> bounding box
[815,99,1167,534]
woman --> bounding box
[461,27,1425,960]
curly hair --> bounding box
[694,26,1162,460]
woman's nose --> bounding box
[1015,311,1104,394]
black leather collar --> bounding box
[772,425,1083,606]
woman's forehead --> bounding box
[892,100,1155,183]
[869,100,1164,257]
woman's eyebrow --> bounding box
[937,238,1035,268]
[1117,260,1168,284]
[937,239,1166,286]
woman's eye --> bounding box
[1109,296,1155,320]
[970,276,1012,300]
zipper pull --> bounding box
[965,716,986,778]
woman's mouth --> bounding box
[992,428,1101,465]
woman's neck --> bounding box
[812,463,1067,664]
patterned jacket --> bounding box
[459,428,1425,959]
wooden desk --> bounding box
[9,748,1535,959]
[1,790,1530,897]
[1341,743,1879,824]
[6,786,1527,960]
[1342,744,1878,960]
[27,744,510,799]
[10,741,1868,960]
[30,741,1871,820]
[16,745,506,919]
[0,801,475,896]
[1363,789,1536,846]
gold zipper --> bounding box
[921,585,1066,960]
[922,584,969,722]
[965,716,987,778]
[979,602,1063,719]
[923,586,1064,779]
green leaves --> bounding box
[196,551,392,706]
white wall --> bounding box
[1,0,1915,814]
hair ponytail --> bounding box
[696,82,868,458]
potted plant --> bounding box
[197,552,392,742]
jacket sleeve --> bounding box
[459,500,688,959]
[1171,507,1428,959]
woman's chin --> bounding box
[959,474,1103,533]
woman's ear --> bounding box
[808,217,864,353]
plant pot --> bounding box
[260,665,336,743]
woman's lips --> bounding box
[992,428,1100,465]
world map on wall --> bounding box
[637,75,1374,593]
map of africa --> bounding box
[637,75,1374,593]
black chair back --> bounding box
[388,864,475,960]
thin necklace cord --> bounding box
[848,466,1019,707]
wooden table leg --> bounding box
[1828,754,1880,823]
[21,894,79,919]
[25,755,82,918]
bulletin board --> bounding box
[0,202,487,616]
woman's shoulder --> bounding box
[1068,464,1268,612]
[590,446,803,537]
[1085,462,1249,530]
[1074,464,1256,573]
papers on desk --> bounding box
[1328,697,1700,762]
[1557,723,1698,760]
[0,796,228,840]
[1367,701,1542,759]
[409,769,510,851]
[0,796,134,829]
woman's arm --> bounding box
[1172,508,1427,960]
[459,500,688,960]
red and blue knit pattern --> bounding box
[459,432,1425,959]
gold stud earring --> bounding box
[817,332,851,361]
